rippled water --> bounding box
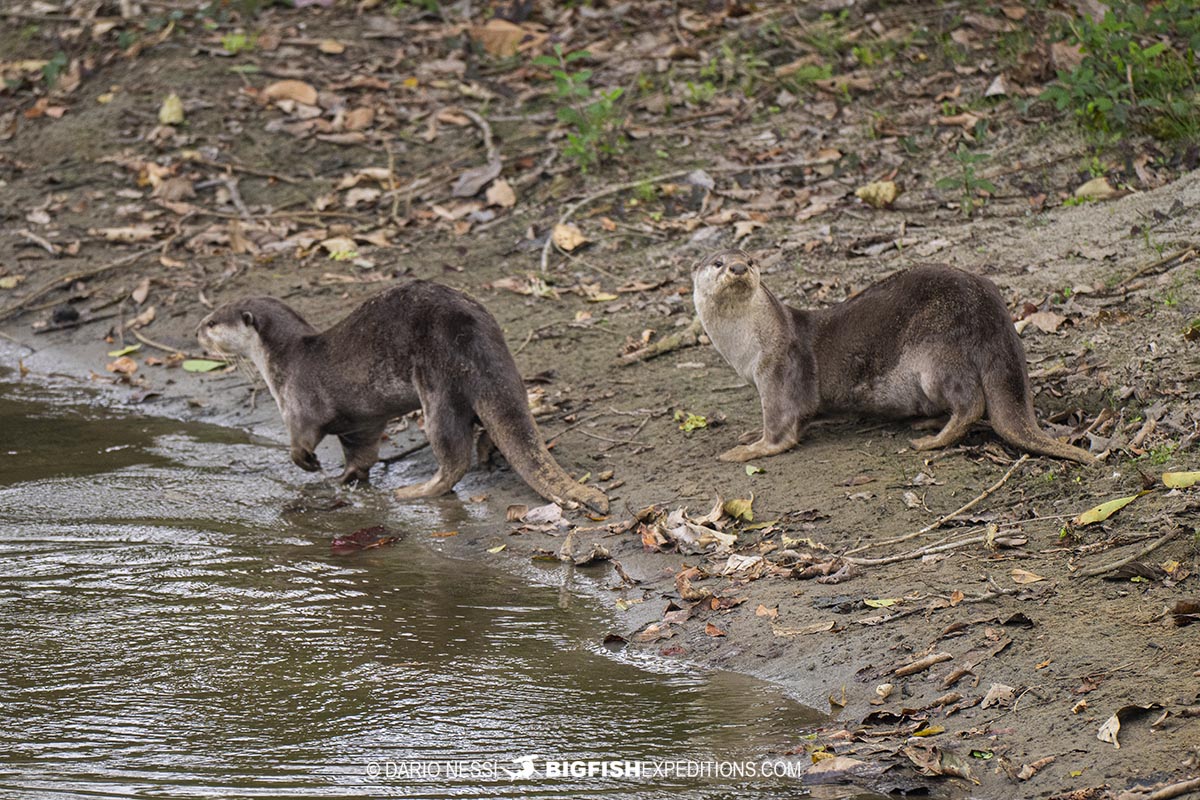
[0,377,873,799]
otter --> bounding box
[197,280,609,513]
[692,249,1096,464]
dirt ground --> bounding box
[2,2,1199,797]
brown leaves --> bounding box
[261,79,319,107]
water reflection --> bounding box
[0,381,875,798]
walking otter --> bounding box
[692,249,1096,464]
[197,281,609,513]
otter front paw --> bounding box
[291,447,321,472]
[718,444,757,463]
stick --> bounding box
[846,455,1028,555]
[186,155,302,185]
[130,329,202,358]
[1072,528,1180,579]
[540,155,838,271]
[619,317,704,365]
[1118,776,1200,800]
[0,244,160,322]
[844,532,988,567]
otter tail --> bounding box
[474,394,609,515]
[982,352,1096,465]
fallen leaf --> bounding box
[1024,310,1066,334]
[755,604,778,620]
[158,93,184,125]
[772,620,835,636]
[331,525,401,554]
[1162,471,1200,489]
[131,277,151,305]
[551,222,588,252]
[704,621,727,637]
[723,495,754,522]
[981,682,1016,708]
[1073,492,1149,526]
[1075,176,1117,200]
[486,179,517,208]
[129,305,155,329]
[181,359,227,372]
[317,39,345,54]
[855,180,900,209]
[471,18,544,57]
[262,79,318,106]
[105,356,137,375]
[745,465,764,475]
[865,597,900,608]
[107,344,141,357]
[733,219,762,241]
[1011,568,1046,584]
[1017,755,1056,781]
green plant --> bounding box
[633,181,657,203]
[935,144,996,217]
[1041,0,1200,141]
[41,51,67,88]
[686,80,717,106]
[391,0,440,14]
[220,31,254,54]
[534,45,625,173]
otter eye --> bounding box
[714,259,724,269]
[205,320,217,328]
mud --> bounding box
[2,3,1198,797]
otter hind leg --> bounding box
[394,390,474,500]
[337,424,386,485]
[910,388,985,452]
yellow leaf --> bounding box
[1162,471,1200,489]
[855,180,900,209]
[487,544,506,554]
[864,598,900,608]
[723,496,754,522]
[158,92,184,125]
[317,39,345,54]
[913,725,945,737]
[1073,492,1149,526]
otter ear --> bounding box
[241,310,256,329]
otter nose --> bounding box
[729,261,748,276]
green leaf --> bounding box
[107,344,141,357]
[1073,491,1150,526]
[181,359,227,373]
[864,598,899,608]
[745,465,764,475]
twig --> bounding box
[846,454,1029,555]
[32,312,120,333]
[1117,776,1200,800]
[878,585,1020,625]
[1072,528,1181,579]
[130,329,202,358]
[601,415,651,452]
[1115,247,1196,291]
[540,155,839,271]
[457,107,498,164]
[186,155,303,185]
[843,532,988,567]
[0,245,159,322]
[18,229,60,255]
[578,428,653,450]
[619,317,704,365]
[379,439,431,466]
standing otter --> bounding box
[197,281,609,513]
[692,249,1095,464]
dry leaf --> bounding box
[704,621,727,637]
[131,277,151,305]
[1024,311,1066,334]
[1011,568,1045,584]
[158,93,184,125]
[105,356,138,375]
[471,18,545,57]
[486,179,517,208]
[1074,176,1117,200]
[552,222,588,252]
[262,79,318,106]
[317,39,345,54]
[755,604,778,620]
[855,180,900,209]
[452,157,502,198]
[733,220,762,241]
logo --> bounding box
[504,754,539,780]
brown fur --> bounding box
[692,249,1096,464]
[197,281,608,513]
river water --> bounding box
[0,375,874,798]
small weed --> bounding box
[391,0,440,14]
[220,31,254,54]
[1147,442,1176,465]
[686,80,717,106]
[781,63,833,93]
[1062,195,1093,207]
[633,181,657,203]
[935,144,996,217]
[1163,290,1179,307]
[1041,0,1200,142]
[534,45,625,173]
[41,51,68,89]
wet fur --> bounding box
[693,249,1096,464]
[197,281,608,513]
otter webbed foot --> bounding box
[718,436,797,463]
[339,465,371,485]
[291,447,321,472]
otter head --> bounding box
[693,249,760,308]
[196,296,310,358]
